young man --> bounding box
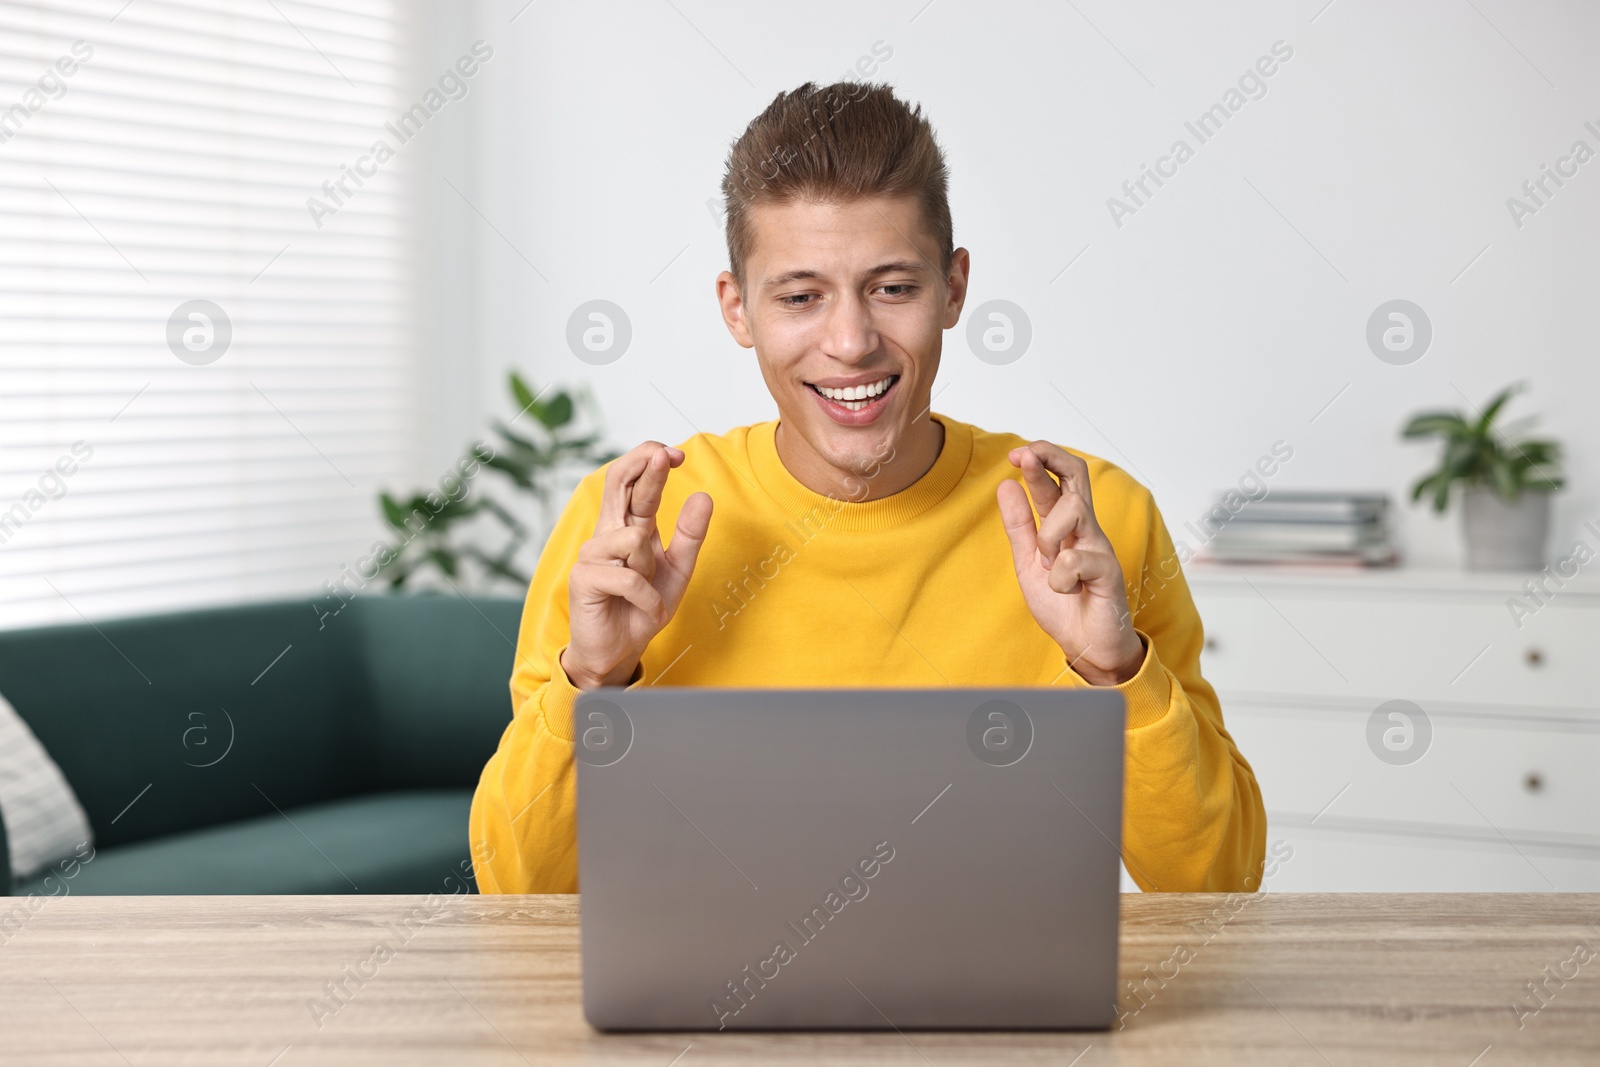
[470,81,1265,894]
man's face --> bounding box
[716,194,969,490]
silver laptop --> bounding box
[575,687,1124,1031]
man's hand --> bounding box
[561,442,713,690]
[997,442,1144,686]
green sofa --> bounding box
[0,594,521,896]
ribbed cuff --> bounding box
[543,647,646,742]
[1112,630,1172,729]
[1061,629,1171,730]
[541,649,585,741]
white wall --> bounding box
[422,0,1599,569]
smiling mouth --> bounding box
[807,374,900,412]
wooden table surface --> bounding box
[0,893,1596,1065]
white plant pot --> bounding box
[1460,485,1551,571]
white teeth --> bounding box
[815,377,894,402]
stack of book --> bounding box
[1198,491,1397,567]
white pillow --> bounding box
[0,690,93,884]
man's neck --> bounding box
[774,415,946,502]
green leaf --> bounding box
[553,433,602,454]
[480,497,529,536]
[1401,412,1470,439]
[381,493,432,531]
[502,440,548,469]
[492,419,539,453]
[1410,471,1453,514]
[463,545,530,587]
[1513,438,1560,464]
[384,555,416,589]
[536,392,574,430]
[509,372,539,417]
[1504,438,1563,493]
[1476,382,1522,434]
[1432,476,1452,513]
[1519,465,1564,492]
[483,453,534,489]
[379,492,409,529]
[1440,436,1483,480]
[427,498,477,524]
[426,548,459,578]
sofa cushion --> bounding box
[0,600,376,851]
[0,689,93,883]
[352,594,523,790]
[12,790,474,896]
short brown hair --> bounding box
[719,80,953,289]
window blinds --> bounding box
[0,0,417,630]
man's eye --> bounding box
[780,294,815,308]
[879,284,918,298]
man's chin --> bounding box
[782,405,898,471]
[813,423,901,481]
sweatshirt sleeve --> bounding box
[469,469,628,894]
[1065,485,1268,893]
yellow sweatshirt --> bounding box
[470,414,1266,893]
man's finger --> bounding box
[597,441,681,532]
[627,445,683,528]
[597,443,656,531]
[1047,546,1118,595]
[997,480,1041,577]
[662,491,713,587]
[1009,446,1061,518]
[572,561,667,624]
[1035,491,1106,562]
[1017,441,1095,513]
[578,525,655,578]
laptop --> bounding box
[575,687,1125,1031]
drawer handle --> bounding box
[1524,772,1544,794]
[1525,647,1545,667]
[1204,637,1219,653]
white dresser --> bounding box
[1185,563,1600,891]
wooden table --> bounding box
[1,893,1596,1065]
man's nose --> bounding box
[820,292,880,364]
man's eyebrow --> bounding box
[760,260,931,291]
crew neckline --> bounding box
[746,413,973,532]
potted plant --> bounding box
[374,371,619,591]
[1401,382,1564,571]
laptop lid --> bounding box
[575,687,1124,1031]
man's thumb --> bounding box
[664,491,713,576]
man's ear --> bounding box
[942,247,971,330]
[715,270,756,348]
